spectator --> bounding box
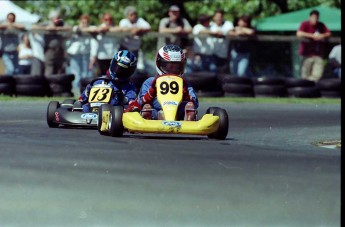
[192,14,216,72]
[296,10,331,81]
[119,6,151,59]
[328,44,341,78]
[94,13,121,76]
[229,15,256,77]
[210,9,234,73]
[27,31,45,77]
[17,34,33,75]
[157,5,192,51]
[32,9,71,76]
[66,14,98,94]
[0,12,25,75]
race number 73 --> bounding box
[160,81,179,95]
[88,87,112,103]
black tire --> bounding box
[0,83,15,95]
[45,74,75,85]
[221,76,253,85]
[49,83,72,93]
[222,83,253,94]
[184,71,218,89]
[252,77,285,85]
[287,87,321,98]
[109,106,124,137]
[47,101,60,128]
[253,85,286,97]
[131,71,149,90]
[0,76,15,83]
[195,90,224,97]
[316,79,341,91]
[80,77,96,94]
[320,90,341,98]
[97,104,111,135]
[53,92,74,97]
[207,108,229,140]
[14,75,47,85]
[206,107,219,115]
[224,92,254,97]
[284,78,315,88]
[80,77,95,87]
[16,84,47,96]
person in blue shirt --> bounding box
[127,44,198,120]
[79,50,139,112]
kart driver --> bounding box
[79,50,139,112]
[127,44,199,120]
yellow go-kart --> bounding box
[97,74,229,140]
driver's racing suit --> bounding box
[137,76,199,119]
[79,77,137,112]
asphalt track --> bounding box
[0,101,340,227]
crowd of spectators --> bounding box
[0,5,341,95]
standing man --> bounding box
[0,13,25,75]
[210,9,233,73]
[157,5,192,51]
[119,6,151,59]
[32,9,71,76]
[192,14,216,72]
[296,10,331,81]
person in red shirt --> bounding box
[296,10,331,81]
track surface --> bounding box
[0,101,340,226]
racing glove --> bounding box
[141,77,157,104]
[182,79,195,104]
[124,99,142,112]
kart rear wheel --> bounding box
[98,104,111,135]
[109,106,124,137]
[47,101,60,128]
[207,108,229,140]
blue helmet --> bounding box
[109,50,137,82]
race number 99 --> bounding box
[160,81,179,95]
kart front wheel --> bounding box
[47,101,60,128]
[207,107,229,140]
[98,104,111,135]
[109,106,124,137]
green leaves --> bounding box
[13,0,340,28]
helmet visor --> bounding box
[110,63,130,79]
[160,61,185,75]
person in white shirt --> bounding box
[157,5,192,51]
[119,6,151,58]
[66,14,98,93]
[328,44,341,78]
[94,13,121,76]
[27,32,45,77]
[192,14,217,72]
[17,34,33,75]
[210,9,233,72]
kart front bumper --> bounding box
[122,112,220,135]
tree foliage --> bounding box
[13,0,340,29]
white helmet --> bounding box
[156,44,186,76]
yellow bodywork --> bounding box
[122,112,220,135]
[100,75,221,136]
[99,110,110,132]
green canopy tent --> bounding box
[253,5,341,77]
[254,5,341,32]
